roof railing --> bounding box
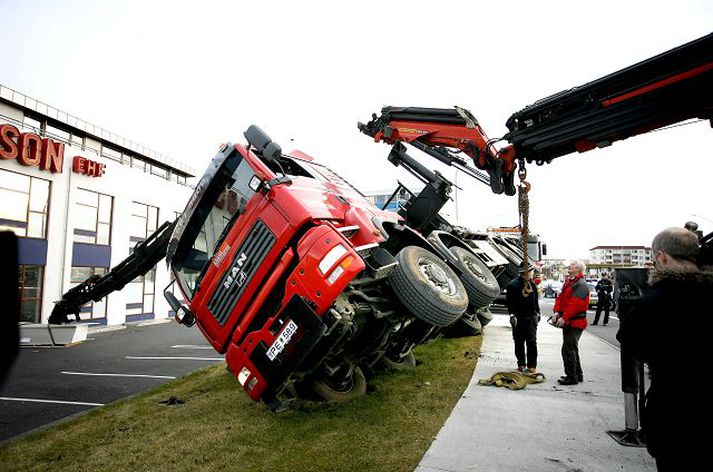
[0,83,196,177]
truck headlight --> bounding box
[319,244,348,274]
[326,256,354,284]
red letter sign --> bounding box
[0,124,20,160]
[40,138,64,173]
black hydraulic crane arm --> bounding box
[360,33,713,195]
[48,220,177,324]
[505,32,713,163]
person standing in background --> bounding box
[592,273,613,326]
[506,264,540,373]
[553,260,589,385]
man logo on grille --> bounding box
[224,253,248,290]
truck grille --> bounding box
[207,220,276,325]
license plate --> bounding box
[266,320,298,361]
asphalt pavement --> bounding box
[0,321,221,443]
[2,297,648,471]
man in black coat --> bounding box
[506,264,540,373]
[617,227,713,471]
[592,273,613,326]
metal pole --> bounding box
[606,268,648,447]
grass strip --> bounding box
[0,335,482,472]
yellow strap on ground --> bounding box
[478,371,546,390]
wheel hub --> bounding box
[323,367,355,393]
[465,258,488,283]
[418,259,457,296]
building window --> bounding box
[102,145,122,162]
[46,124,70,143]
[151,165,168,179]
[23,115,41,133]
[70,266,107,319]
[132,157,146,171]
[127,202,159,316]
[71,134,83,148]
[19,265,43,323]
[130,202,158,241]
[0,169,50,238]
[73,188,113,245]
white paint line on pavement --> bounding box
[125,356,223,361]
[584,331,621,351]
[0,396,104,407]
[171,345,213,350]
[61,371,176,380]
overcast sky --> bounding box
[1,0,711,259]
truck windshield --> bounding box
[172,158,257,299]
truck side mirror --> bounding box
[542,243,547,256]
[262,142,282,163]
[244,125,283,163]
[244,125,272,154]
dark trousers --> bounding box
[561,327,583,380]
[513,317,538,368]
[593,301,610,325]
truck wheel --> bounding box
[379,350,417,371]
[444,313,482,338]
[389,246,468,327]
[476,307,494,327]
[311,366,367,402]
[451,247,500,309]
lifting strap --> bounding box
[517,160,533,298]
[478,371,546,390]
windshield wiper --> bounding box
[213,209,243,254]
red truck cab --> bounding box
[166,136,399,408]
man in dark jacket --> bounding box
[506,264,540,373]
[617,227,712,471]
[553,260,589,385]
[592,273,613,326]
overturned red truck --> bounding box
[163,127,499,410]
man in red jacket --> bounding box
[553,260,590,385]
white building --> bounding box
[363,188,411,213]
[0,83,195,326]
[589,245,652,266]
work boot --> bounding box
[557,377,578,385]
[527,367,537,374]
[517,366,527,372]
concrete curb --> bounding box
[87,324,127,335]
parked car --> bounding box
[588,283,598,308]
[542,280,562,298]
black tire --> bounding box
[493,242,521,279]
[379,350,417,371]
[444,313,482,338]
[476,307,494,327]
[451,247,500,309]
[311,366,367,402]
[496,272,514,290]
[389,246,468,327]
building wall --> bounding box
[2,111,193,325]
[589,247,652,265]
